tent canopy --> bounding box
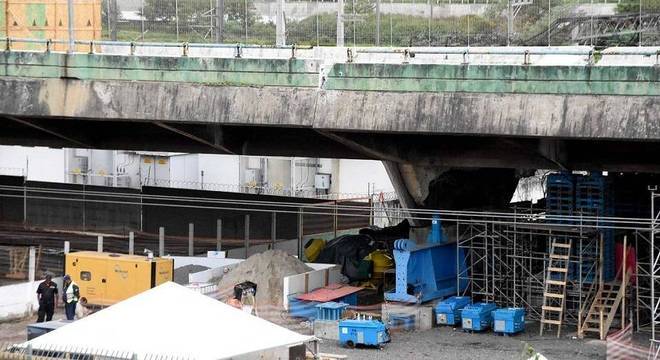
[26,282,314,359]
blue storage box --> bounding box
[492,308,525,334]
[435,296,471,326]
[388,313,415,331]
[461,302,497,331]
[316,302,348,321]
[339,319,390,348]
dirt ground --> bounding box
[320,323,608,360]
[0,308,66,344]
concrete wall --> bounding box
[337,159,393,194]
[0,145,65,182]
[0,277,63,321]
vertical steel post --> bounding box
[375,0,381,46]
[507,0,512,46]
[336,0,345,46]
[175,0,180,42]
[97,236,103,253]
[217,219,223,251]
[159,227,165,257]
[244,215,250,259]
[64,241,70,254]
[188,223,194,256]
[216,0,225,43]
[271,212,277,250]
[276,0,286,46]
[298,208,304,259]
[67,0,75,52]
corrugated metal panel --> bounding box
[3,0,102,51]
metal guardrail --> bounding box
[3,37,660,65]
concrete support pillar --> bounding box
[244,215,250,259]
[217,219,223,251]
[159,227,165,257]
[336,0,344,47]
[188,223,194,256]
[28,246,36,283]
[128,232,134,255]
[64,241,70,254]
[276,0,286,46]
[97,236,103,253]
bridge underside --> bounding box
[1,76,659,211]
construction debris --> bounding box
[217,250,311,309]
[173,265,210,285]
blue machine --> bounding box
[316,302,348,321]
[384,238,468,303]
[339,319,390,348]
[461,303,498,332]
[435,296,471,326]
[427,214,445,243]
[492,308,525,335]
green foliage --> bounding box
[617,0,660,13]
[224,0,259,28]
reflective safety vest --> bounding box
[64,282,79,303]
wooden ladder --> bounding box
[540,238,572,338]
[578,273,630,340]
[577,235,632,340]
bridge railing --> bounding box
[2,36,659,67]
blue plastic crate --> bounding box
[339,319,390,347]
[316,302,348,321]
[492,308,525,334]
[435,296,471,326]
[461,303,498,332]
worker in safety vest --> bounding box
[62,275,80,320]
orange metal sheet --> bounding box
[295,283,362,302]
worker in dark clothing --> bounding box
[36,274,58,323]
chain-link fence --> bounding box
[90,0,660,46]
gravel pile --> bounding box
[217,250,312,308]
[173,264,210,285]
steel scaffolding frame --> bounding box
[456,211,600,325]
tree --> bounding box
[224,0,258,28]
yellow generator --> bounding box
[65,251,173,306]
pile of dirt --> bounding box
[173,264,210,285]
[217,250,312,308]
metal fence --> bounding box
[96,0,660,46]
[0,343,192,360]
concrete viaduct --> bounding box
[0,44,658,210]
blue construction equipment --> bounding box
[427,214,446,244]
[339,319,390,348]
[461,303,498,332]
[435,296,471,326]
[384,237,467,303]
[492,308,526,335]
[316,302,348,321]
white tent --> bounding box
[24,282,315,359]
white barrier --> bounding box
[0,277,63,321]
[282,264,341,311]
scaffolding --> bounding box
[456,212,599,325]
